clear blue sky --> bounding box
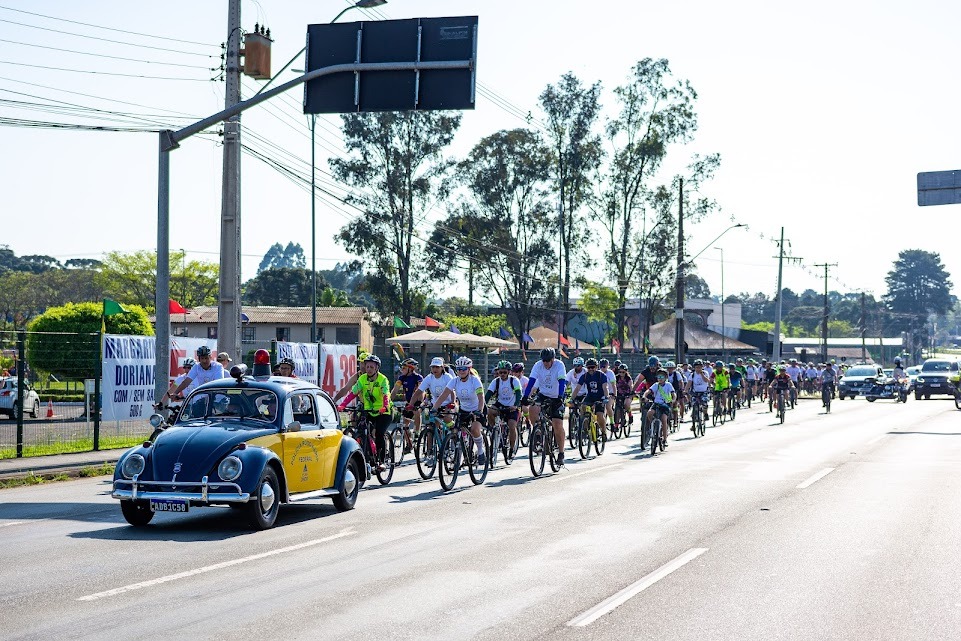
[1,0,959,304]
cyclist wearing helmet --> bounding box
[821,360,839,405]
[511,362,532,432]
[570,357,610,435]
[642,369,676,451]
[523,348,569,466]
[432,356,488,466]
[338,354,393,471]
[664,361,685,424]
[171,358,195,402]
[566,357,588,406]
[768,364,795,410]
[486,360,522,452]
[614,363,635,427]
[392,358,423,453]
[162,345,224,404]
[412,357,454,409]
[727,363,743,413]
[637,355,660,388]
[598,358,616,425]
[686,359,711,433]
[277,357,298,378]
[710,360,730,418]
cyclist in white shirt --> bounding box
[486,360,522,452]
[685,359,712,434]
[162,345,224,403]
[432,356,488,466]
[523,348,569,466]
[566,357,588,408]
[411,357,454,409]
[786,358,803,402]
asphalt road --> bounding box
[2,395,960,640]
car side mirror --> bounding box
[286,421,301,433]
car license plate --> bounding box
[149,498,188,513]
[930,383,941,388]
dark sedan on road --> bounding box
[112,364,364,529]
[914,358,960,400]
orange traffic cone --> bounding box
[46,399,54,418]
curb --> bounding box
[0,453,123,482]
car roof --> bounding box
[192,375,332,400]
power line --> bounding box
[0,115,162,133]
[0,38,216,69]
[0,17,217,57]
[0,59,213,81]
[0,75,203,116]
[0,4,219,48]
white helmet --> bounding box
[454,356,473,369]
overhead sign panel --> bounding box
[917,170,961,206]
[304,16,477,114]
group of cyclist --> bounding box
[328,347,854,478]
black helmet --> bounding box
[196,345,211,357]
[539,348,555,362]
[279,357,295,367]
[585,358,598,368]
[599,358,609,367]
[613,360,622,369]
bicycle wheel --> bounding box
[376,435,395,485]
[729,400,736,421]
[594,419,606,456]
[578,417,593,460]
[955,390,961,411]
[822,386,831,413]
[623,406,632,438]
[609,414,621,440]
[519,419,530,447]
[614,404,625,438]
[438,432,461,491]
[778,395,785,424]
[467,432,490,485]
[528,424,546,477]
[415,428,438,480]
[391,426,405,465]
[650,419,660,456]
[567,408,578,448]
[501,422,515,465]
[697,408,706,437]
[488,424,500,469]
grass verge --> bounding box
[0,436,144,459]
[0,464,114,489]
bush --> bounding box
[26,302,153,380]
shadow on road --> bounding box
[0,501,116,523]
[887,431,961,436]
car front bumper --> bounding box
[112,475,250,503]
[915,380,956,396]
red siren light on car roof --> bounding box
[252,349,272,377]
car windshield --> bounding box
[176,388,279,424]
[906,367,920,376]
[846,367,877,377]
[921,361,951,372]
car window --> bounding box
[922,361,950,372]
[316,395,338,427]
[177,388,279,424]
[846,367,877,377]
[291,393,318,429]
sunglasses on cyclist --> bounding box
[587,365,596,369]
[455,366,469,372]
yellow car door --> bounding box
[282,393,330,495]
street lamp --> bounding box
[714,246,725,361]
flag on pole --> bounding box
[102,299,128,333]
[393,316,410,329]
[499,327,510,340]
[559,334,571,347]
[522,332,533,344]
[644,336,652,354]
[450,325,461,334]
[169,299,187,314]
[575,337,580,350]
[392,344,406,360]
[424,316,442,329]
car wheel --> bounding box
[120,499,154,526]
[838,394,845,401]
[925,394,931,400]
[30,399,40,418]
[245,465,281,530]
[332,456,361,512]
[915,392,922,401]
[866,396,876,402]
[11,403,18,421]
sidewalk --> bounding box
[0,449,124,481]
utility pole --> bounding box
[217,0,243,360]
[813,262,838,364]
[716,246,725,362]
[860,292,866,363]
[556,197,563,352]
[310,114,317,344]
[674,177,685,365]
[770,228,802,363]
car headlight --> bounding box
[122,453,146,479]
[218,456,243,482]
[917,377,925,383]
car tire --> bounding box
[120,499,154,526]
[915,392,922,401]
[30,399,39,418]
[245,465,281,530]
[838,394,845,401]
[925,394,931,400]
[332,456,361,512]
[866,396,876,402]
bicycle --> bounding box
[613,395,632,438]
[727,387,739,421]
[342,409,395,485]
[821,382,832,413]
[774,388,787,424]
[712,390,727,426]
[576,401,606,459]
[415,409,451,480]
[528,398,562,477]
[438,410,490,491]
[567,398,582,449]
[648,403,670,456]
[487,405,519,467]
[689,392,708,438]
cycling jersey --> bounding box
[745,366,757,381]
[805,367,818,381]
[397,372,423,403]
[648,382,675,408]
[772,373,792,390]
[729,370,743,388]
[615,374,633,397]
[786,365,802,382]
[713,370,730,391]
[639,366,658,386]
[577,370,608,403]
[418,372,455,401]
[526,360,568,399]
[447,374,484,412]
[566,367,588,397]
[351,372,392,415]
[764,367,777,382]
[821,366,837,383]
[186,361,226,390]
[690,371,710,393]
[487,375,522,407]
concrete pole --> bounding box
[217,0,243,360]
[674,178,685,365]
[311,114,317,344]
[155,133,171,405]
[772,227,785,362]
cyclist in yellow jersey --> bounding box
[711,359,730,414]
[336,354,392,471]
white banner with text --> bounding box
[319,344,358,397]
[275,341,320,385]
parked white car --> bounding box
[0,378,41,419]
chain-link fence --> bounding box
[0,330,150,459]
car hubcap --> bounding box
[344,468,357,495]
[259,482,275,513]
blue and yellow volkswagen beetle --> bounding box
[112,354,364,529]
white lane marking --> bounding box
[796,467,835,489]
[0,521,24,528]
[78,528,354,602]
[548,463,623,483]
[567,548,708,627]
[866,434,887,445]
